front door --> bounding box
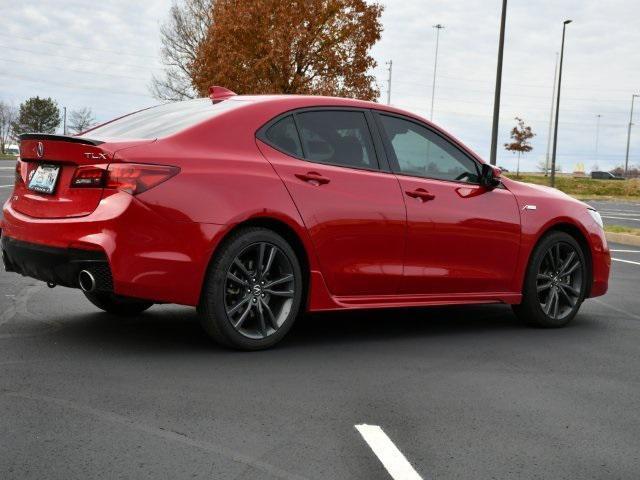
[257,110,406,297]
[375,112,521,295]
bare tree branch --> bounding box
[151,0,215,101]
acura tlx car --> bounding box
[1,86,610,350]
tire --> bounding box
[198,227,304,350]
[513,231,588,328]
[84,291,153,316]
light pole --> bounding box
[386,60,393,105]
[430,24,444,120]
[550,20,572,188]
[595,114,602,161]
[489,0,508,165]
[544,53,559,176]
[624,94,639,177]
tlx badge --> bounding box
[84,152,108,160]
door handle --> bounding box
[295,172,331,185]
[405,188,435,201]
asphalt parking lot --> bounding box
[586,199,640,229]
[1,180,640,479]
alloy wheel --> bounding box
[224,242,296,339]
[536,241,584,321]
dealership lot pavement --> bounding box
[1,242,639,479]
[1,179,640,479]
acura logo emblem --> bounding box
[36,142,44,158]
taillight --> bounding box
[71,165,107,187]
[71,163,179,195]
[15,159,24,185]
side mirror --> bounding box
[480,164,501,189]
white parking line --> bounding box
[602,215,640,222]
[355,424,423,480]
[610,249,640,253]
[0,185,13,188]
[612,258,640,266]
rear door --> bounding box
[257,109,406,297]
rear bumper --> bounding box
[2,236,112,290]
[1,191,225,305]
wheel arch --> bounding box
[199,215,314,308]
[528,221,593,297]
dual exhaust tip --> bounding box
[78,270,96,292]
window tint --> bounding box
[296,111,377,169]
[265,116,303,157]
[379,114,479,183]
[87,98,241,140]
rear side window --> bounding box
[86,98,241,140]
[265,116,303,157]
[295,111,377,170]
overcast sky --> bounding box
[1,0,639,173]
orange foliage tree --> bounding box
[191,0,383,100]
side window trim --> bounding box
[372,110,481,184]
[257,107,385,173]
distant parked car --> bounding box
[591,171,624,180]
[4,145,19,156]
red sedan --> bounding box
[1,87,610,350]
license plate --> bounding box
[28,164,61,194]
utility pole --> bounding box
[489,0,508,165]
[544,53,559,176]
[63,106,67,135]
[624,94,639,178]
[550,20,572,188]
[430,24,444,120]
[386,60,393,105]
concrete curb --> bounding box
[606,232,640,247]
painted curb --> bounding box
[606,232,640,247]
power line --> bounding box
[0,32,158,60]
[0,72,156,100]
[0,58,150,81]
[0,44,162,71]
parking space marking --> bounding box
[355,424,423,480]
[610,249,640,253]
[0,184,13,188]
[602,215,640,222]
[612,258,640,266]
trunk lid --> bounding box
[14,134,152,219]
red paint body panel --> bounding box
[1,95,610,311]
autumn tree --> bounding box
[0,100,17,154]
[190,0,383,100]
[11,97,60,136]
[68,107,96,134]
[505,117,535,177]
[151,0,215,101]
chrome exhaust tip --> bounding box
[78,270,96,292]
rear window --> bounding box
[86,98,241,140]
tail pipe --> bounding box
[78,270,96,292]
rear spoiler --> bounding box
[19,133,104,146]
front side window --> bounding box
[378,114,479,183]
[295,111,377,170]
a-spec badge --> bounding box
[36,142,44,158]
[84,152,108,160]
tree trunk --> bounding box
[517,151,521,178]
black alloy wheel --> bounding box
[513,231,588,328]
[199,227,303,350]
